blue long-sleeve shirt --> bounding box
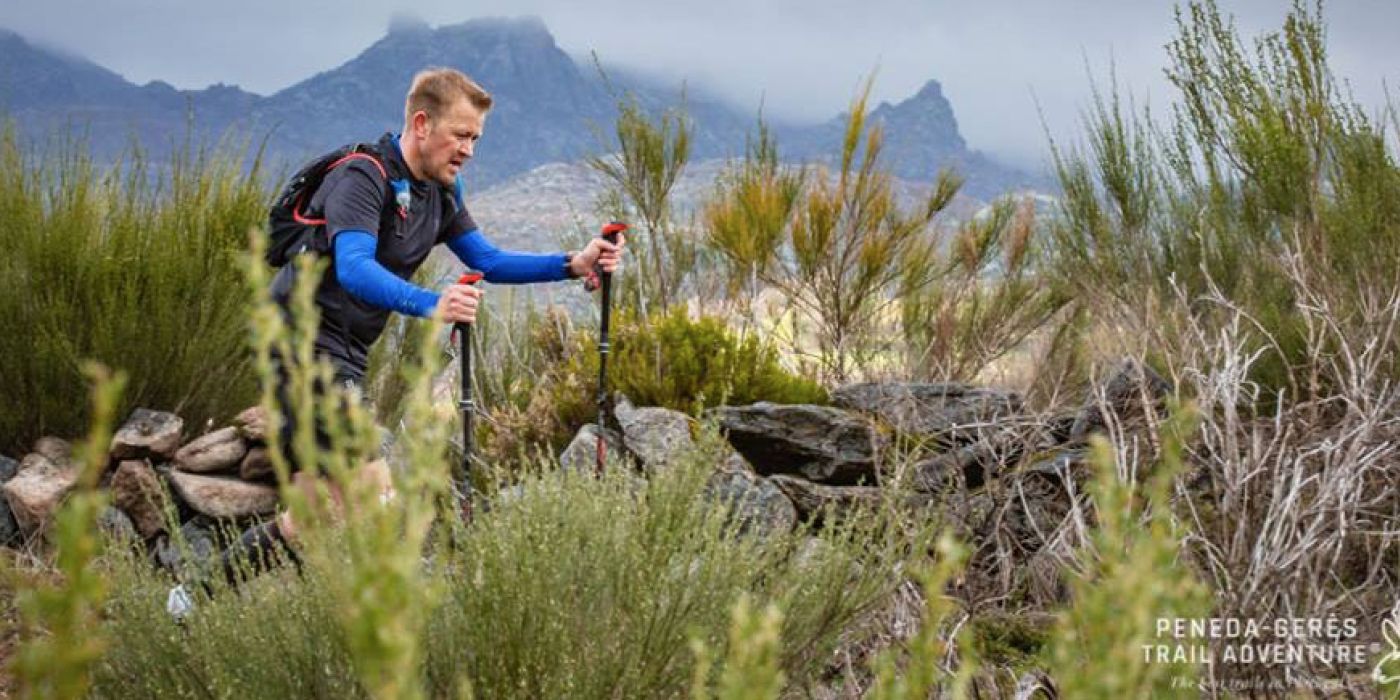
[334,229,568,317]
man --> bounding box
[167,67,624,617]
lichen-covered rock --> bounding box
[2,454,79,535]
[708,402,878,485]
[1070,359,1172,440]
[167,471,278,519]
[559,424,624,474]
[233,406,270,443]
[174,427,248,474]
[768,474,884,521]
[111,409,184,461]
[704,462,798,535]
[615,397,693,471]
[831,382,1022,444]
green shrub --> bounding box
[479,305,827,473]
[0,125,266,453]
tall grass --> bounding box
[0,125,266,453]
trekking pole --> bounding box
[591,221,628,475]
[454,272,484,520]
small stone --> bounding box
[233,406,270,443]
[2,454,79,535]
[167,471,278,519]
[110,460,168,539]
[239,447,275,482]
[154,516,220,578]
[174,427,248,474]
[0,455,20,483]
[98,506,139,544]
[111,409,184,461]
[32,437,73,465]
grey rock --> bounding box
[174,427,248,474]
[0,456,20,546]
[240,446,275,482]
[709,403,878,485]
[32,436,73,465]
[167,471,278,519]
[2,454,79,535]
[911,422,1042,493]
[111,408,184,461]
[703,465,798,536]
[769,474,884,522]
[831,382,1022,444]
[154,516,221,578]
[1070,359,1172,440]
[110,459,168,539]
[98,506,139,544]
[615,397,693,471]
[0,455,20,483]
[233,406,270,443]
[559,424,624,474]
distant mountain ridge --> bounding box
[0,19,1041,198]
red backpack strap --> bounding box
[289,150,387,226]
[325,151,387,180]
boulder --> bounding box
[0,455,19,483]
[98,506,139,544]
[615,398,693,471]
[32,436,73,464]
[831,382,1022,444]
[559,424,624,474]
[110,460,168,539]
[769,474,884,521]
[174,427,248,474]
[2,454,79,535]
[233,406,270,443]
[240,447,275,482]
[703,458,798,535]
[0,456,21,546]
[167,471,278,519]
[154,516,220,578]
[111,409,184,461]
[1070,359,1172,440]
[708,403,878,485]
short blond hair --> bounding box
[404,68,493,124]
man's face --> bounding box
[415,98,485,187]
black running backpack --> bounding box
[266,144,387,267]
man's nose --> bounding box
[460,140,474,159]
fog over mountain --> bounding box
[2,0,1396,172]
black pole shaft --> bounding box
[594,230,620,475]
[457,321,474,516]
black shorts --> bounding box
[272,356,365,475]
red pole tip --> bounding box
[601,222,629,236]
[458,272,484,285]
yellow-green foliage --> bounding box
[481,305,827,470]
[12,364,126,699]
[0,125,266,453]
[1046,406,1211,698]
[704,89,978,382]
[691,595,786,700]
[242,236,450,699]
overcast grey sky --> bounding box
[3,0,1396,170]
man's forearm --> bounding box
[445,229,570,283]
[334,230,439,317]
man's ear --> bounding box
[410,110,432,138]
